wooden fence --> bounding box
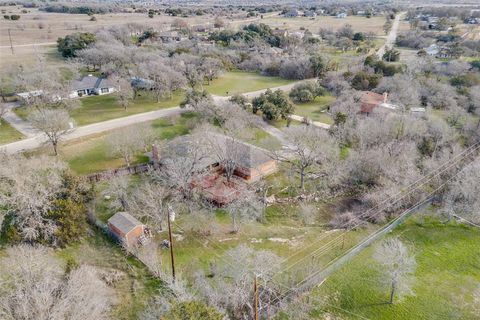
[87,162,161,183]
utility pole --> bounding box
[8,29,14,54]
[254,274,259,320]
[167,206,176,282]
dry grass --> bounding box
[0,6,214,68]
[231,15,387,35]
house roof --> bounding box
[108,212,143,235]
[71,75,114,91]
[360,91,384,113]
[160,133,273,170]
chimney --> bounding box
[151,144,159,162]
[383,92,388,103]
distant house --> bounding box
[304,10,317,18]
[284,9,299,18]
[466,17,479,24]
[336,12,347,19]
[107,212,150,247]
[70,75,116,98]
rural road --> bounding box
[377,12,405,59]
[0,81,310,154]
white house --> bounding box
[425,44,440,56]
[70,75,116,98]
[336,12,347,19]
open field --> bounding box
[306,216,480,319]
[231,15,387,35]
[293,95,335,124]
[0,119,24,144]
[205,71,294,96]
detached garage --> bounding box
[107,212,149,247]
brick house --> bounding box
[107,212,149,247]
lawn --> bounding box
[61,113,195,175]
[0,120,24,144]
[305,217,480,319]
[71,91,184,126]
[293,95,336,125]
[204,71,294,96]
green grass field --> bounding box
[204,71,294,96]
[305,217,480,319]
[0,120,24,144]
[293,96,336,124]
[61,113,195,175]
[71,92,184,126]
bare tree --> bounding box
[112,76,134,110]
[107,126,147,167]
[102,176,130,211]
[194,244,282,319]
[28,108,73,155]
[273,126,338,191]
[128,180,168,231]
[200,57,224,85]
[0,244,111,320]
[444,161,480,224]
[225,184,263,233]
[374,237,416,304]
[0,154,66,243]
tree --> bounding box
[336,24,354,39]
[128,180,168,231]
[175,54,204,89]
[112,76,134,110]
[194,245,282,319]
[200,57,224,85]
[107,125,148,167]
[28,108,73,156]
[57,32,96,58]
[383,47,401,62]
[140,61,186,102]
[273,126,338,190]
[180,89,213,110]
[229,94,249,110]
[0,244,111,320]
[444,161,480,223]
[225,184,263,233]
[252,89,294,122]
[289,81,325,103]
[374,237,416,304]
[0,154,91,246]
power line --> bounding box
[260,149,479,312]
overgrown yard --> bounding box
[0,120,24,144]
[306,217,480,319]
[204,71,294,96]
[293,95,336,124]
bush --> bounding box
[383,48,400,62]
[10,14,20,20]
[289,81,325,102]
[57,32,96,57]
[351,72,382,90]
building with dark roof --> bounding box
[70,74,116,98]
[107,212,149,247]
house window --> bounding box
[101,88,109,93]
[77,89,86,96]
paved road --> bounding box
[377,12,404,59]
[1,81,306,154]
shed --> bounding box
[107,212,147,247]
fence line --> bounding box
[86,162,161,183]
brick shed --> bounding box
[107,212,147,247]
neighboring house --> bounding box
[360,91,399,114]
[107,212,150,247]
[357,10,366,16]
[15,90,44,100]
[284,9,299,18]
[466,17,479,24]
[304,10,317,18]
[70,75,116,98]
[336,12,347,19]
